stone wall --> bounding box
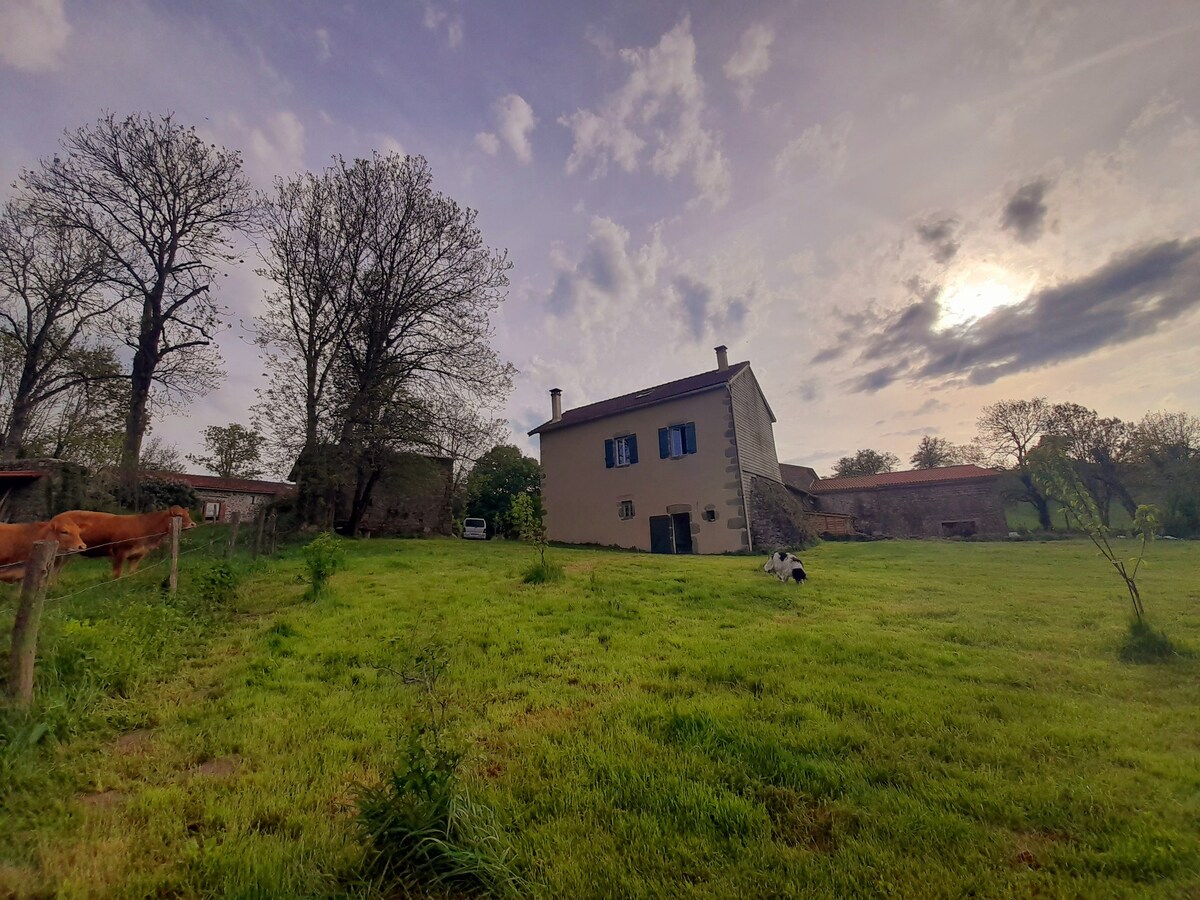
[355,454,453,537]
[194,489,276,524]
[814,478,1006,538]
[0,459,88,522]
[746,473,814,551]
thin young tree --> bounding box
[21,113,256,499]
[0,197,116,459]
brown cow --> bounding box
[0,514,88,584]
[59,505,197,579]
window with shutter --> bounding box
[661,423,698,458]
[609,435,638,467]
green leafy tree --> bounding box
[909,435,961,469]
[187,423,266,479]
[464,445,540,538]
[969,398,1054,530]
[832,448,899,478]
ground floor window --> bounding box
[618,499,635,520]
[203,501,222,522]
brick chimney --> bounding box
[550,388,562,422]
[715,345,729,371]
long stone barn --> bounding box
[784,463,1007,539]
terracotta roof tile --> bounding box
[529,362,751,436]
[808,464,1000,493]
[160,472,296,495]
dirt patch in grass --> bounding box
[193,756,240,778]
[757,786,858,851]
[78,790,126,809]
[114,729,154,756]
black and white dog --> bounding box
[763,550,807,584]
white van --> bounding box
[462,517,488,540]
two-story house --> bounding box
[529,347,809,554]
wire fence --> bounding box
[4,512,280,709]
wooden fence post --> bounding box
[7,540,57,710]
[168,516,181,596]
[267,514,277,556]
[253,510,265,559]
[225,511,241,561]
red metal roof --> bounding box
[0,470,44,479]
[808,464,1000,493]
[164,472,296,495]
[529,362,753,436]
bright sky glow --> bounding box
[937,267,1034,330]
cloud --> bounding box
[835,237,1200,392]
[227,110,307,183]
[724,23,774,107]
[548,217,653,316]
[422,3,463,48]
[315,27,331,62]
[1000,178,1051,243]
[475,132,500,155]
[490,94,536,164]
[915,217,960,263]
[671,274,748,341]
[560,16,731,209]
[0,0,69,71]
[773,117,852,181]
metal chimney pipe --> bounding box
[715,345,729,371]
[550,388,562,422]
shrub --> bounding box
[522,561,564,584]
[195,562,241,605]
[303,532,346,600]
[355,729,522,896]
[136,476,198,512]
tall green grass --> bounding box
[1,536,1197,897]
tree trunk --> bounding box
[118,340,157,503]
[346,461,382,536]
[1020,472,1053,530]
[0,400,32,460]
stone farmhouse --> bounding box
[171,473,296,524]
[793,464,1006,538]
[529,347,809,554]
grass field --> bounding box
[2,534,1198,897]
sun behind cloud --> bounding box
[936,264,1034,330]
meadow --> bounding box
[1,533,1198,897]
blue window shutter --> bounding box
[629,434,638,464]
[604,439,614,468]
[658,428,669,459]
[685,422,697,454]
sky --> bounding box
[2,0,1199,478]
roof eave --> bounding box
[528,380,734,436]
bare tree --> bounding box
[21,113,256,498]
[0,198,116,459]
[970,397,1053,529]
[257,153,514,532]
[909,435,961,469]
